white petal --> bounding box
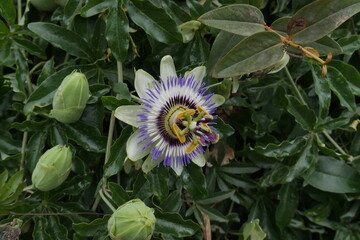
[126,131,152,161]
[142,154,159,174]
[114,105,143,127]
[160,55,177,81]
[172,165,183,176]
[210,94,225,107]
[134,69,157,99]
[191,154,206,167]
[184,66,206,83]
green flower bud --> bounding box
[107,199,156,240]
[50,71,90,124]
[31,145,72,191]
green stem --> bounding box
[92,62,124,210]
[204,82,222,89]
[99,188,116,212]
[284,66,349,157]
[17,0,22,25]
[284,66,306,105]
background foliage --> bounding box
[1,0,360,239]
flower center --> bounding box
[164,105,187,138]
[171,105,219,154]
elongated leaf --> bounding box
[108,182,129,206]
[13,37,46,59]
[196,204,228,222]
[125,0,182,44]
[197,190,235,205]
[0,0,16,24]
[220,162,260,175]
[103,126,131,178]
[307,156,360,193]
[0,132,20,156]
[286,95,317,131]
[198,4,265,36]
[155,210,201,237]
[254,137,307,158]
[327,66,356,112]
[81,0,113,17]
[73,216,110,237]
[275,182,299,229]
[0,170,23,201]
[160,0,191,25]
[160,190,182,212]
[26,129,48,172]
[105,0,129,62]
[28,22,96,60]
[213,31,284,78]
[206,30,244,77]
[311,64,331,118]
[289,0,360,43]
[61,122,107,153]
[328,60,360,96]
[0,170,8,189]
[182,163,207,198]
[338,35,360,55]
[145,167,169,201]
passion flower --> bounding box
[50,71,90,124]
[115,55,224,175]
[31,145,72,191]
[107,199,156,240]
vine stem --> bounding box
[99,188,116,212]
[92,61,123,211]
[283,67,348,156]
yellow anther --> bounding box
[172,123,186,143]
[177,109,195,119]
[196,105,208,115]
[186,141,199,154]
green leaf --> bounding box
[14,48,27,97]
[327,66,356,112]
[197,190,235,205]
[61,122,107,153]
[213,117,234,138]
[310,63,331,118]
[338,35,360,55]
[206,30,244,77]
[198,4,265,36]
[220,162,260,175]
[0,130,21,154]
[286,95,317,131]
[160,190,182,212]
[0,170,8,189]
[213,31,284,78]
[254,137,307,158]
[243,219,267,240]
[328,60,360,96]
[28,22,96,61]
[186,0,204,19]
[0,170,23,201]
[154,210,201,237]
[160,0,191,25]
[196,204,228,222]
[63,0,82,25]
[37,58,55,85]
[113,82,131,101]
[125,0,182,44]
[103,126,132,178]
[182,163,207,199]
[13,37,46,59]
[289,0,360,43]
[108,182,129,206]
[81,0,113,17]
[0,0,16,24]
[105,0,129,62]
[26,129,48,172]
[307,156,360,193]
[33,217,52,240]
[73,216,110,237]
[46,216,69,240]
[101,97,135,111]
[275,182,299,229]
[145,167,169,201]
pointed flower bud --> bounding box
[31,145,72,191]
[107,199,156,240]
[50,71,90,124]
